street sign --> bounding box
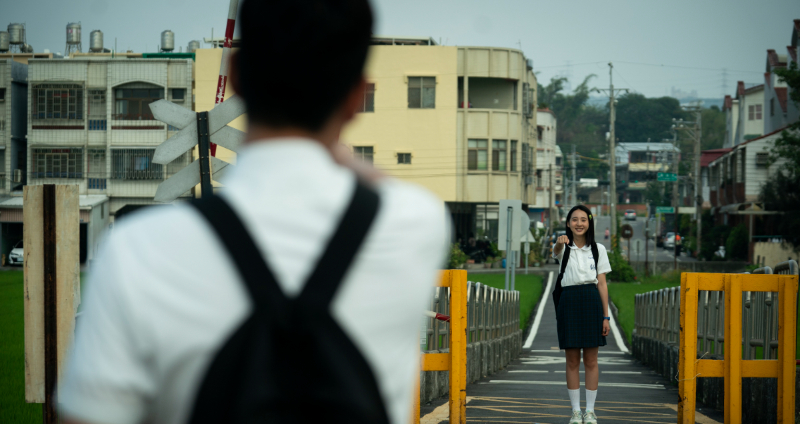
[657,172,677,182]
[498,199,522,251]
[621,224,634,239]
[656,206,675,214]
[150,95,247,202]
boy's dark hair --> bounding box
[237,0,373,131]
[565,205,596,247]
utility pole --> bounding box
[594,63,627,247]
[571,145,577,209]
[549,163,555,224]
[673,105,703,258]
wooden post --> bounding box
[24,185,80,420]
[678,272,698,423]
[724,275,742,423]
[196,111,213,199]
[777,275,797,422]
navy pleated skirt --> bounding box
[556,284,607,349]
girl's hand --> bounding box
[602,319,610,337]
[555,235,569,249]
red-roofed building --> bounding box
[764,48,793,134]
[700,149,731,209]
[723,95,739,148]
[732,82,764,147]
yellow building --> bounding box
[195,37,538,241]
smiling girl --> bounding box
[552,205,612,424]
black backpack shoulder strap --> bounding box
[299,181,380,307]
[591,242,599,277]
[559,243,571,274]
[191,195,287,312]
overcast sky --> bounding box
[3,0,799,99]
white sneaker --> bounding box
[569,409,583,424]
[583,410,597,424]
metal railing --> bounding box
[422,281,519,352]
[634,260,798,358]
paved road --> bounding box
[593,215,695,263]
[420,271,723,424]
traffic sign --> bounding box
[150,96,247,202]
[620,224,634,239]
[657,172,677,182]
[656,206,675,214]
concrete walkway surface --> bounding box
[420,270,724,424]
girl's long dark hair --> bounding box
[565,205,596,248]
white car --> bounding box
[624,209,637,221]
[8,240,23,265]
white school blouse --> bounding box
[552,242,612,287]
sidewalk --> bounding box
[421,271,724,424]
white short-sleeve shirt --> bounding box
[552,242,612,286]
[59,139,450,424]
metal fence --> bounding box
[422,281,519,352]
[634,260,798,358]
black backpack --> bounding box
[186,181,390,424]
[552,240,599,308]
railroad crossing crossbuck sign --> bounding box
[150,96,247,202]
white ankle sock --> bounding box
[568,388,581,411]
[585,388,597,412]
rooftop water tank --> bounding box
[187,40,200,52]
[89,30,103,52]
[66,22,81,45]
[8,23,24,45]
[161,30,174,52]
[0,32,9,52]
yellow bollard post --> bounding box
[724,275,742,423]
[449,270,468,424]
[777,275,797,423]
[678,272,698,424]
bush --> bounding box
[448,243,468,269]
[607,235,636,282]
[725,224,749,261]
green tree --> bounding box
[759,61,800,251]
[643,181,673,207]
[701,106,725,150]
[615,94,685,143]
[537,76,567,110]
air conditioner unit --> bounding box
[12,169,21,183]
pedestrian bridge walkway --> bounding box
[420,271,724,424]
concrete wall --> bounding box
[632,334,800,423]
[628,260,748,275]
[419,330,522,404]
[753,242,798,267]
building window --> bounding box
[31,148,84,179]
[748,104,762,120]
[555,157,562,166]
[755,152,769,167]
[468,139,488,170]
[0,88,5,101]
[171,88,186,102]
[359,83,375,113]
[87,149,107,189]
[111,149,163,180]
[353,146,373,164]
[32,84,84,120]
[492,140,507,171]
[408,76,435,109]
[770,98,774,117]
[397,152,411,164]
[510,140,517,172]
[113,84,164,120]
[88,90,107,131]
[537,126,543,141]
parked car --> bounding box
[663,232,676,250]
[624,209,637,221]
[8,240,23,265]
